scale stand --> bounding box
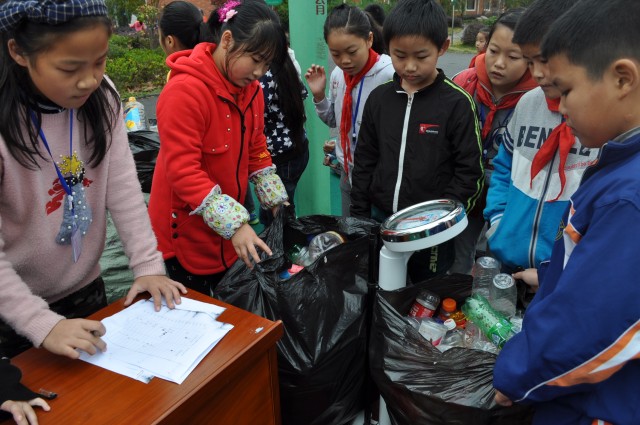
[376,199,468,425]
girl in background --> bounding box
[0,0,185,359]
[259,50,309,227]
[451,9,537,274]
[468,26,490,68]
[158,0,213,56]
[305,4,394,216]
[149,0,289,296]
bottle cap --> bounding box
[493,273,515,289]
[443,319,456,331]
[476,256,500,269]
[128,96,136,102]
[442,298,456,312]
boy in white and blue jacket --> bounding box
[492,1,640,424]
[484,0,599,272]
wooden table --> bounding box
[3,291,283,425]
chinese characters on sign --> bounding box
[316,0,325,15]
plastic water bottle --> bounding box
[305,231,345,263]
[461,294,515,348]
[471,256,501,298]
[124,96,146,131]
[437,319,465,352]
[490,273,517,317]
[287,244,310,266]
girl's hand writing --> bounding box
[231,223,272,269]
[125,275,187,311]
[41,318,106,359]
[1,398,50,425]
[304,64,327,102]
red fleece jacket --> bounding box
[149,42,272,275]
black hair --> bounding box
[477,26,490,37]
[364,4,385,26]
[272,53,306,147]
[220,0,286,72]
[207,8,222,43]
[513,0,578,46]
[542,0,640,80]
[0,16,117,169]
[159,0,214,49]
[383,0,448,50]
[487,8,525,44]
[323,4,371,43]
[365,11,386,55]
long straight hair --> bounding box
[273,53,306,144]
[0,16,118,169]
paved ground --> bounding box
[137,52,476,127]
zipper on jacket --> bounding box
[222,86,259,206]
[236,117,246,200]
[529,154,556,267]
[392,94,413,212]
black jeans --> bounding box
[164,257,225,297]
[0,277,107,358]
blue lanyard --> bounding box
[351,77,366,145]
[29,109,74,198]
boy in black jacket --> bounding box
[351,0,483,278]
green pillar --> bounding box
[289,1,339,216]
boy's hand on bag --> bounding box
[231,223,272,269]
[512,268,539,292]
[126,275,187,311]
[1,398,50,425]
[42,318,106,359]
[304,64,327,102]
[494,389,513,407]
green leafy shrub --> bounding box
[107,45,166,97]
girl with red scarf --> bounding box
[451,9,537,274]
[305,4,394,216]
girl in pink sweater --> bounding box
[0,0,186,360]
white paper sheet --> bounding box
[80,298,233,384]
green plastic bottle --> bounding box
[461,294,515,348]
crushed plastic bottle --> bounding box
[436,319,465,352]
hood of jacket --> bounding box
[166,42,256,103]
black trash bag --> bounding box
[213,207,377,425]
[127,130,160,193]
[370,274,534,425]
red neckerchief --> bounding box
[474,53,537,140]
[340,48,379,176]
[529,97,575,202]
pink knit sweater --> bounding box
[0,101,165,348]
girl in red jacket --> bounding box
[149,0,289,296]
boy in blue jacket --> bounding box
[483,0,599,272]
[492,0,640,424]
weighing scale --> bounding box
[376,199,468,425]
